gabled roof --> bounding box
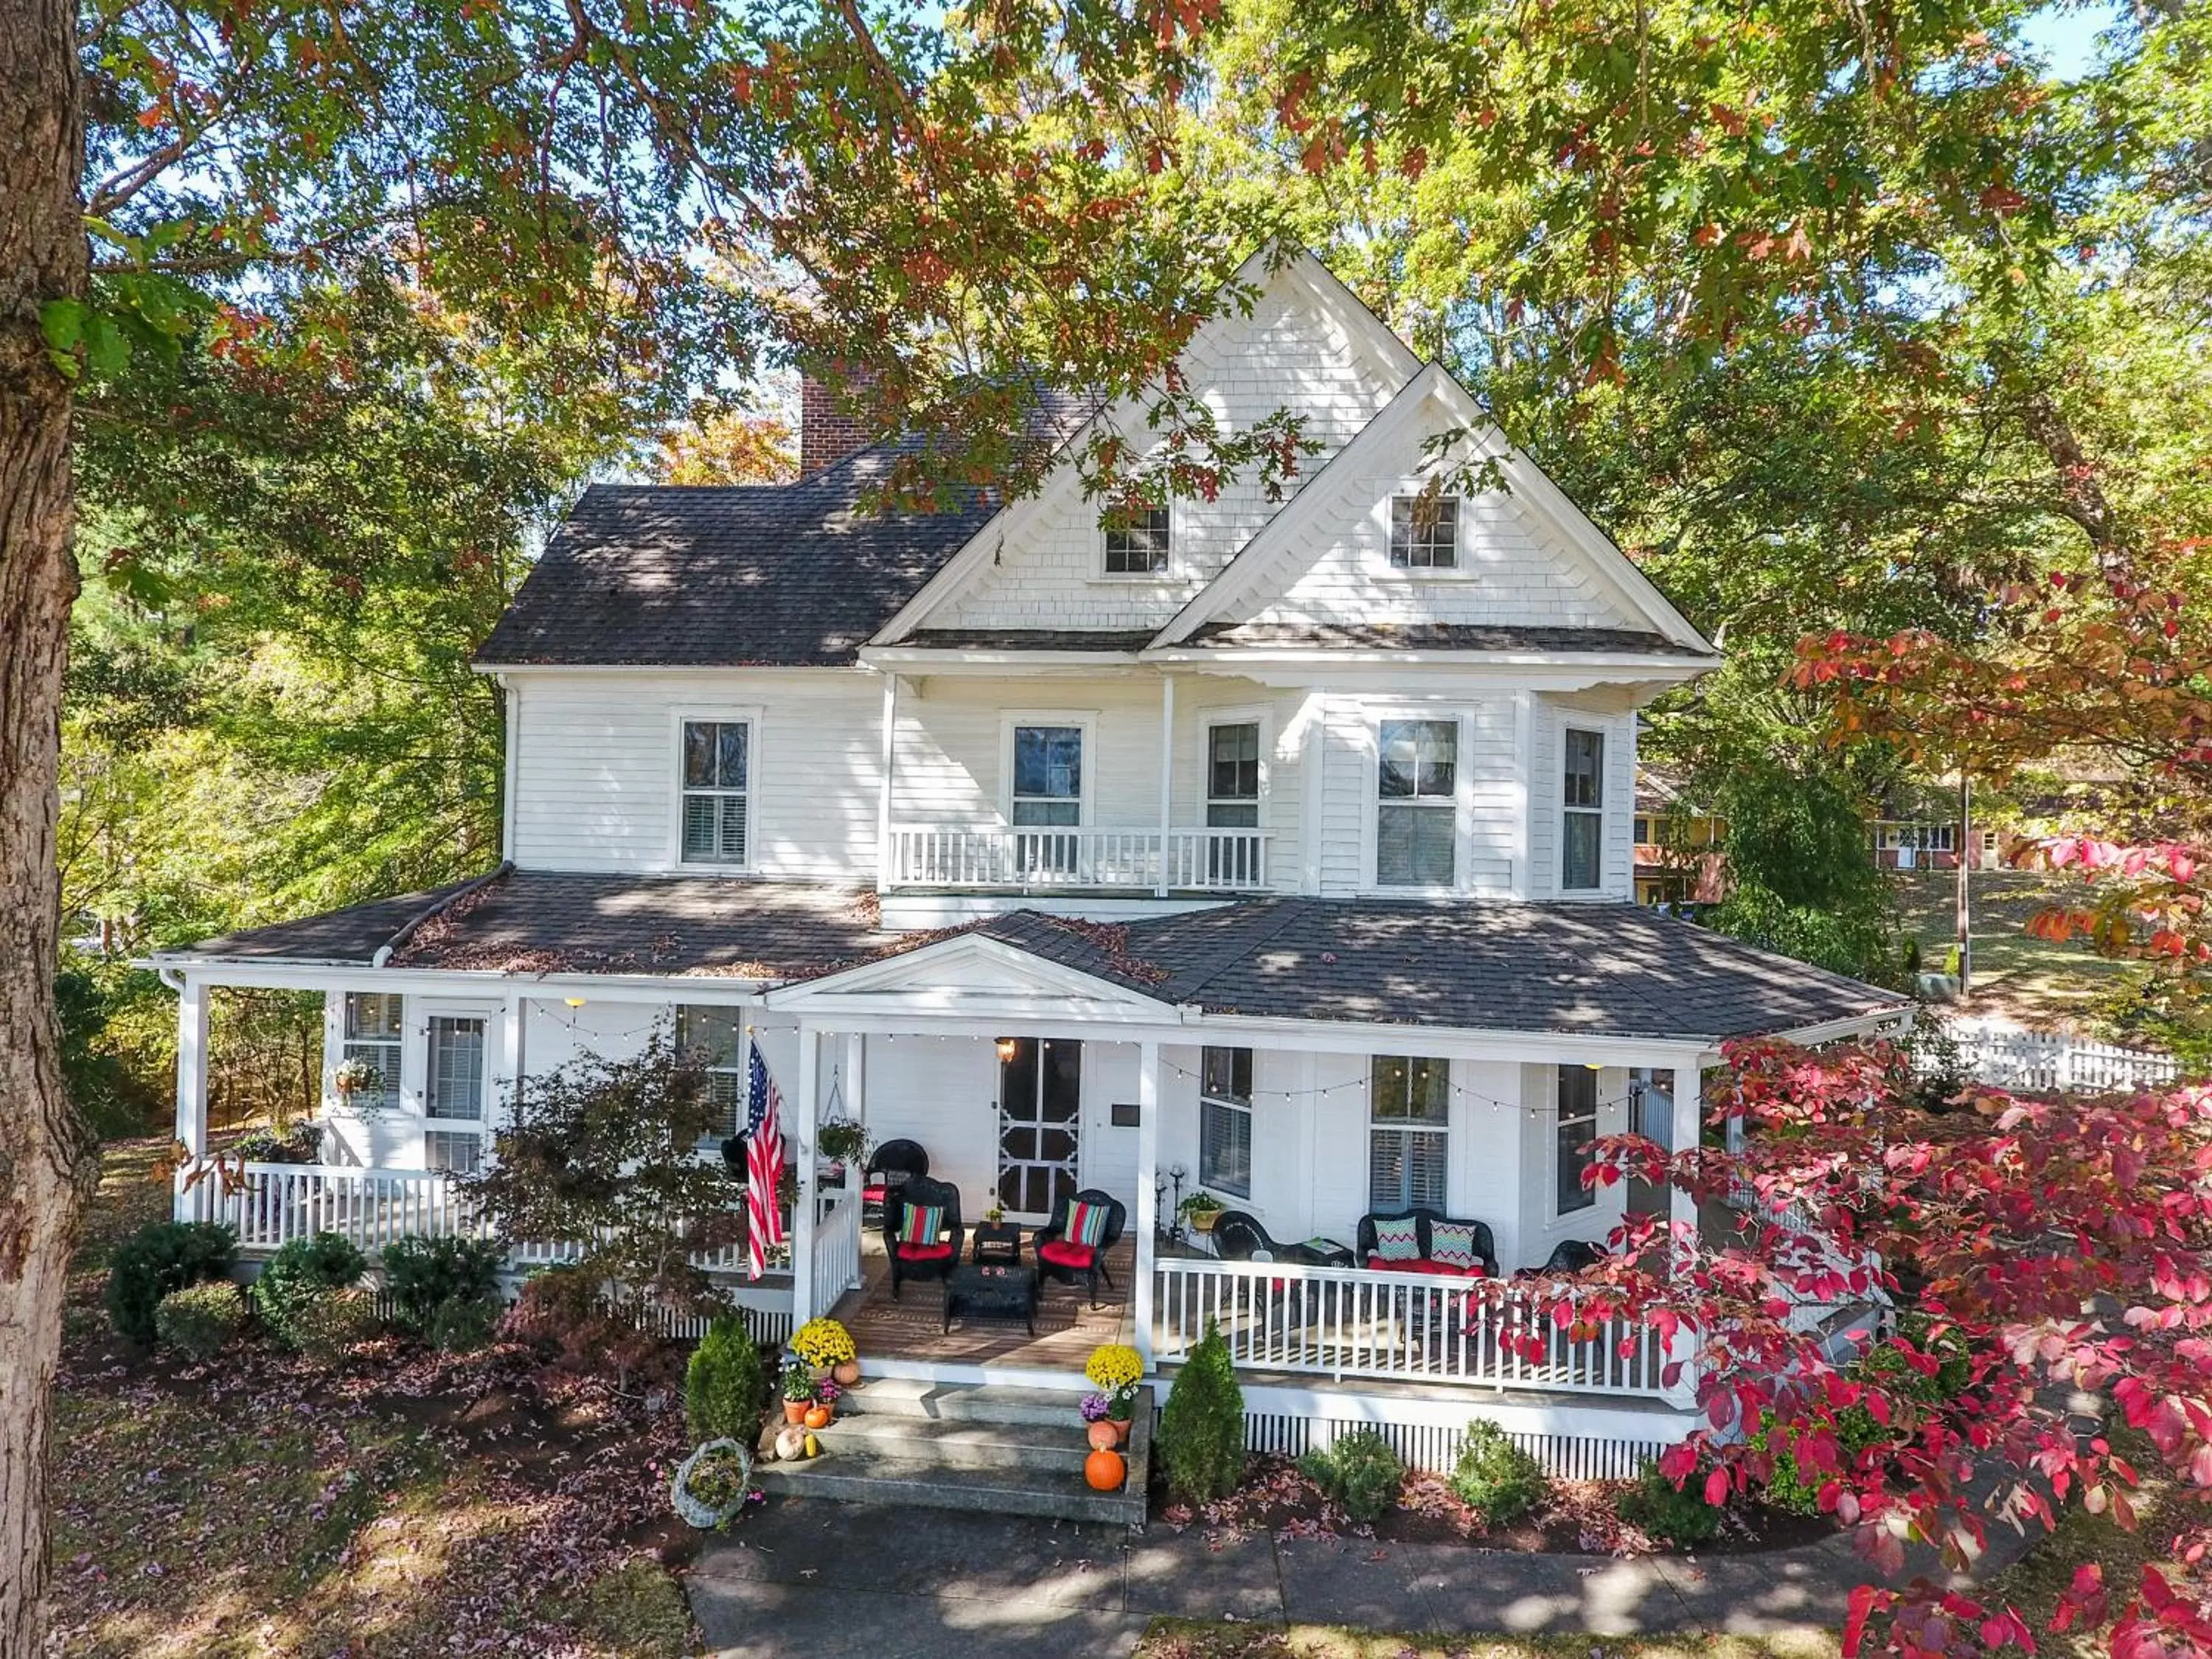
[1150,363,1714,656]
[474,448,1000,669]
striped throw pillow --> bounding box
[1371,1214,1422,1262]
[1429,1221,1481,1270]
[897,1205,944,1246]
[1065,1200,1111,1248]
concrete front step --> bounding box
[756,1377,1150,1528]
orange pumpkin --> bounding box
[1086,1420,1119,1453]
[804,1403,832,1430]
[1083,1448,1125,1492]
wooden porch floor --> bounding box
[832,1232,1134,1372]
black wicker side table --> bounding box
[971,1221,1023,1266]
[942,1263,1037,1335]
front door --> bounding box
[998,1038,1081,1217]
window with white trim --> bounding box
[1377,719,1457,887]
[1562,728,1605,890]
[1011,726,1084,827]
[680,720,751,866]
[1388,495,1458,569]
[1556,1064,1599,1214]
[1102,506,1170,574]
[1369,1055,1449,1210]
[341,992,402,1113]
[425,1130,483,1175]
[1198,1046,1253,1198]
[677,1005,745,1140]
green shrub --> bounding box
[1619,1458,1722,1548]
[1159,1320,1245,1504]
[1751,1408,1889,1516]
[291,1287,378,1361]
[1447,1419,1549,1526]
[1300,1428,1403,1523]
[251,1231,369,1348]
[381,1234,507,1349]
[686,1317,767,1444]
[153,1281,248,1360]
[104,1220,238,1346]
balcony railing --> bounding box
[887,826,1270,893]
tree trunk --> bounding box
[0,1,95,1653]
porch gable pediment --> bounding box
[763,931,1175,1024]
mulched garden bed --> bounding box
[1154,1454,1837,1557]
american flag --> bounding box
[744,1037,787,1281]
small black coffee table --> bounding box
[942,1263,1038,1335]
[971,1221,1023,1266]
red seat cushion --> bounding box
[894,1242,953,1263]
[1037,1239,1097,1270]
[862,1184,888,1203]
[1366,1255,1485,1279]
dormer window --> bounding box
[1103,507,1171,575]
[1388,495,1458,570]
[680,719,751,866]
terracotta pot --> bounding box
[783,1400,809,1425]
[1083,1448,1126,1492]
[832,1360,862,1388]
[1109,1417,1132,1447]
[804,1403,833,1430]
[1086,1420,1119,1452]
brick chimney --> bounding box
[799,374,871,477]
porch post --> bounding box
[173,977,209,1221]
[1155,674,1175,897]
[876,671,900,891]
[790,1025,820,1321]
[1134,1037,1160,1368]
[1668,1061,1703,1265]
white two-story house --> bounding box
[155,250,1905,1477]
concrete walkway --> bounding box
[686,1495,2040,1658]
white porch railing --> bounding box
[1947,1018,2179,1093]
[887,825,1270,892]
[1153,1259,1684,1400]
[809,1185,864,1315]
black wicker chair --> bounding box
[883,1175,964,1300]
[1033,1189,1127,1307]
[1353,1208,1500,1278]
[1515,1237,1606,1278]
[1212,1211,1354,1267]
[861,1138,930,1224]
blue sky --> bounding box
[2018,1,2128,80]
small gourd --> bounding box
[774,1425,807,1462]
[803,1432,821,1458]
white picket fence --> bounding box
[1947,1018,2180,1093]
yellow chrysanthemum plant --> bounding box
[1085,1342,1144,1421]
[790,1317,856,1370]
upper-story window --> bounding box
[1377,718,1456,888]
[1206,723,1260,829]
[1562,728,1605,890]
[1012,726,1084,826]
[1388,495,1458,570]
[1102,506,1171,575]
[681,720,751,866]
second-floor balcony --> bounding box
[886,825,1270,894]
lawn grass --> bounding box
[49,1137,700,1659]
[1135,1621,1842,1659]
[1892,868,2126,1026]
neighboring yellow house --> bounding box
[1632,776,1728,905]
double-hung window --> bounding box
[1369,1055,1449,1210]
[1388,494,1458,570]
[1103,506,1170,575]
[424,1014,487,1174]
[1205,721,1262,886]
[1011,726,1084,826]
[1556,1064,1599,1214]
[681,720,751,866]
[1377,718,1457,888]
[1562,728,1605,890]
[1198,1046,1254,1198]
[677,1005,745,1141]
[341,992,402,1113]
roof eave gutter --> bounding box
[858,647,1145,670]
[1139,647,1721,672]
[1696,1005,1916,1067]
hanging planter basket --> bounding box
[670,1439,756,1530]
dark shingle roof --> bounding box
[161,876,1904,1043]
[476,449,1000,669]
[1188,622,1708,655]
[162,880,489,965]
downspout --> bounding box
[372,859,513,967]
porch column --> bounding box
[498,995,525,1134]
[876,672,901,891]
[1668,1062,1703,1265]
[1134,1038,1160,1368]
[846,1032,868,1150]
[790,1026,821,1321]
[1155,674,1175,897]
[173,978,209,1221]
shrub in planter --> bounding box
[153,1281,248,1360]
[380,1234,506,1349]
[251,1231,369,1349]
[686,1317,768,1444]
[104,1220,238,1346]
[1619,1458,1722,1548]
[290,1287,378,1361]
[1447,1419,1549,1527]
[1159,1320,1245,1504]
[1300,1428,1403,1523]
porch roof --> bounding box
[157,872,1907,1044]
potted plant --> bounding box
[790,1316,860,1385]
[1080,1392,1119,1452]
[779,1354,815,1424]
[984,1202,1006,1225]
[670,1438,755,1530]
[1178,1189,1226,1234]
[815,1118,867,1178]
[331,1057,380,1105]
[1085,1343,1143,1448]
